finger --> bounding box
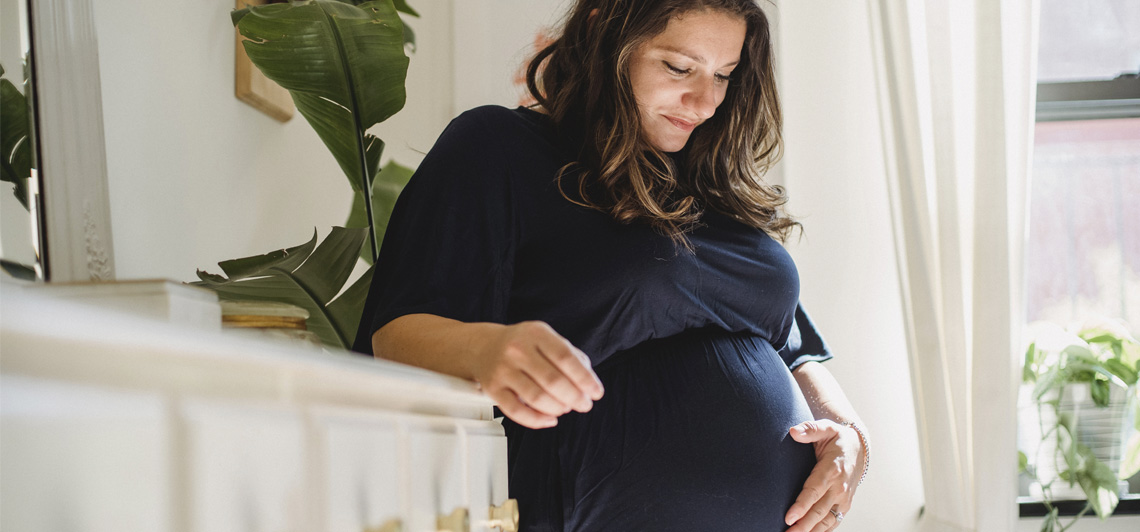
[810,511,837,532]
[837,498,854,514]
[823,507,845,532]
[530,323,604,400]
[785,462,828,524]
[508,372,574,417]
[789,492,840,532]
[790,420,835,444]
[515,344,596,413]
[487,388,557,429]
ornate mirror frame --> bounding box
[29,0,115,281]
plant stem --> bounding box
[1058,503,1092,532]
[321,6,380,262]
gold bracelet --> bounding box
[840,421,870,486]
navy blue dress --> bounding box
[354,105,833,531]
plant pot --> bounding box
[1019,382,1136,500]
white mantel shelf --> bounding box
[0,285,511,532]
[1,285,494,420]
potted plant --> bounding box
[1019,318,1140,531]
[193,0,418,349]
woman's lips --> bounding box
[665,115,697,132]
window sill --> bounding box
[1019,495,1140,518]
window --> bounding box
[1017,0,1140,518]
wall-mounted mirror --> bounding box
[0,0,41,280]
[0,0,116,284]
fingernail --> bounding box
[786,512,800,524]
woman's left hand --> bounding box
[784,419,864,531]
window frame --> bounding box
[1035,73,1140,122]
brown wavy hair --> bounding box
[526,0,798,247]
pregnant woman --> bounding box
[354,0,870,530]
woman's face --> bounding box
[628,9,747,153]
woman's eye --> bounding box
[664,62,690,75]
[715,73,733,84]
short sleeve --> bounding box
[777,303,834,370]
[352,109,516,355]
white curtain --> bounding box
[866,1,1039,531]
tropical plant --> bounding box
[231,0,416,260]
[193,0,419,348]
[195,227,371,348]
[1020,319,1140,532]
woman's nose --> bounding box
[683,78,719,120]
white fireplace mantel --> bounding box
[0,286,513,532]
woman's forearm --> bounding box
[792,361,869,473]
[786,363,868,529]
[372,313,505,381]
[373,314,603,429]
[792,361,863,426]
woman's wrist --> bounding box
[839,420,870,486]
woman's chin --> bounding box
[649,136,690,153]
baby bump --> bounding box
[557,329,818,531]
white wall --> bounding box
[92,0,454,282]
[776,2,924,531]
[451,0,570,112]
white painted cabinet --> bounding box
[315,407,406,532]
[0,376,171,532]
[181,400,310,532]
[0,288,516,532]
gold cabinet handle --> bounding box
[437,506,470,532]
[363,519,403,532]
[488,499,519,532]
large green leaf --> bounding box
[1120,432,1140,480]
[232,0,408,195]
[0,258,36,281]
[332,0,419,18]
[1023,342,1037,383]
[1090,379,1111,407]
[1074,445,1120,520]
[193,227,368,348]
[346,159,413,263]
[0,63,31,210]
[326,261,375,342]
[1057,420,1079,484]
[1103,358,1138,387]
[218,235,317,280]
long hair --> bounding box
[525,0,798,247]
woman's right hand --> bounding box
[467,321,604,429]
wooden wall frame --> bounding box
[234,0,294,122]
